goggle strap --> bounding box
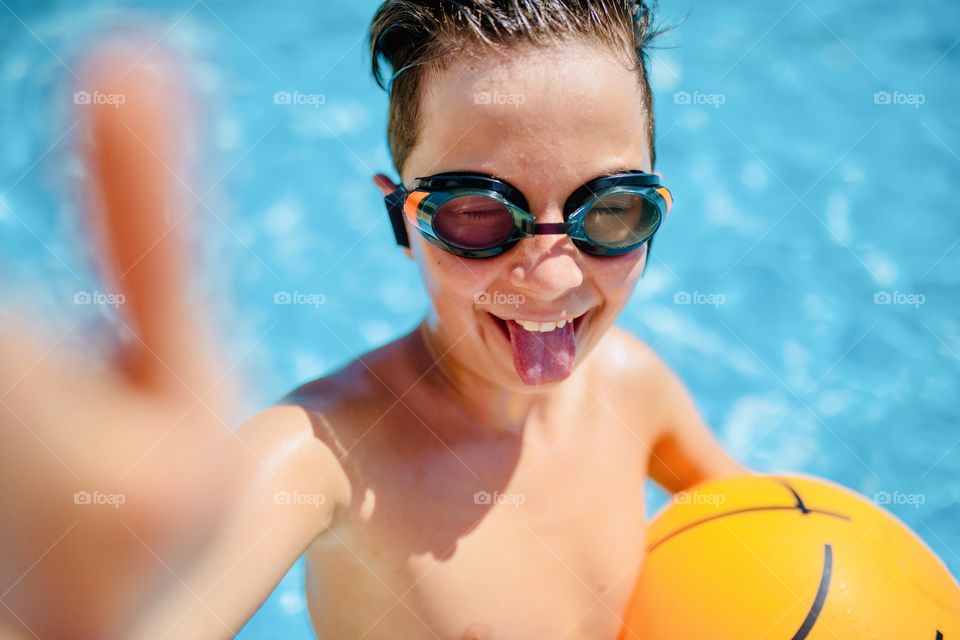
[384,188,411,248]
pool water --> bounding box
[1,1,957,637]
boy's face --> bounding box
[392,41,653,391]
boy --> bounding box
[133,2,745,638]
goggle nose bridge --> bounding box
[527,221,572,235]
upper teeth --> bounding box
[514,318,572,332]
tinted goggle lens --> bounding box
[433,195,515,250]
[580,192,661,250]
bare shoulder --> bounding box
[267,332,420,471]
[592,324,671,388]
[233,402,352,523]
[590,325,681,434]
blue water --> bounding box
[1,1,957,637]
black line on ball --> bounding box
[790,543,833,640]
[778,479,811,514]
[648,506,851,553]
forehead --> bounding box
[405,41,651,191]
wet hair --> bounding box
[369,0,664,175]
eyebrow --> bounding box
[599,166,639,177]
[461,166,642,189]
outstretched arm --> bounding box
[126,405,349,640]
[1,41,235,639]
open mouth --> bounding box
[484,308,588,385]
[487,311,588,343]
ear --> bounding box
[373,173,399,197]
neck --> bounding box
[410,314,576,437]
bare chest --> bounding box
[305,392,651,640]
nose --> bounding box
[506,231,584,301]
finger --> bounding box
[77,45,221,406]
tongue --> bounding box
[505,320,577,386]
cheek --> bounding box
[411,238,502,304]
[587,245,649,297]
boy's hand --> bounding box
[0,43,238,640]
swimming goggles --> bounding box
[383,171,673,259]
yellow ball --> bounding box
[622,475,960,640]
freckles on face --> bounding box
[401,41,655,371]
[412,241,492,315]
[404,40,652,239]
